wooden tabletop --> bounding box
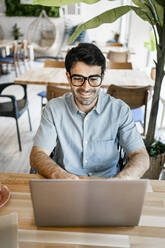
[0,40,14,49]
[14,67,154,88]
[0,172,165,247]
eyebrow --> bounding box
[71,74,102,77]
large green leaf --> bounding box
[68,5,131,43]
[131,5,156,25]
[33,0,101,6]
[154,0,164,27]
[133,0,158,24]
[68,5,155,43]
[155,0,165,7]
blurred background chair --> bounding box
[37,59,65,109]
[108,62,132,69]
[107,85,153,136]
[107,51,129,63]
[47,85,71,101]
[0,41,21,76]
[0,82,32,151]
[17,40,31,71]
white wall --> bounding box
[0,16,65,56]
[128,11,151,69]
[80,0,122,46]
[0,0,152,67]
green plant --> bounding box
[147,140,165,157]
[144,31,156,52]
[12,24,23,40]
[114,32,120,43]
[5,0,59,17]
[33,0,165,151]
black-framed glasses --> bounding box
[70,74,102,87]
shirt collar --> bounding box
[68,90,105,115]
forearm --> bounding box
[115,148,150,179]
[30,146,78,179]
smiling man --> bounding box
[30,43,149,179]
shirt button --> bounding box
[85,140,88,145]
[85,160,88,163]
[88,172,93,176]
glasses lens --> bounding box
[89,76,102,86]
[71,75,84,86]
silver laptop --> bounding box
[30,179,148,227]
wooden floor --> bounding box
[0,62,46,173]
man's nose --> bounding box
[81,79,90,90]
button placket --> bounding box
[83,115,89,168]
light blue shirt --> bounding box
[34,90,144,177]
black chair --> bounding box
[0,82,32,151]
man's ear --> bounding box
[66,72,71,84]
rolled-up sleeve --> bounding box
[118,104,145,154]
[33,103,57,151]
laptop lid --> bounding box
[29,179,148,227]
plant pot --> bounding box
[142,152,165,179]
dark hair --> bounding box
[65,43,106,74]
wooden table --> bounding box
[0,40,14,49]
[0,172,165,247]
[14,67,154,88]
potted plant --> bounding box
[114,32,120,43]
[12,24,23,40]
[34,0,165,178]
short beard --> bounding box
[73,88,99,106]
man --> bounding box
[30,43,149,179]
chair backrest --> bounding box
[47,85,71,101]
[44,59,65,68]
[107,85,153,135]
[107,51,129,62]
[11,41,19,60]
[20,40,29,60]
[108,62,132,69]
[107,85,152,109]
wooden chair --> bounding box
[47,85,71,101]
[108,62,132,69]
[107,85,153,136]
[18,40,31,71]
[0,82,32,151]
[107,51,129,63]
[37,59,65,109]
[44,60,65,68]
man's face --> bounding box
[66,62,103,113]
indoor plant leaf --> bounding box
[155,0,165,7]
[68,5,154,43]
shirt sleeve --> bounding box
[118,103,145,154]
[33,102,58,152]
